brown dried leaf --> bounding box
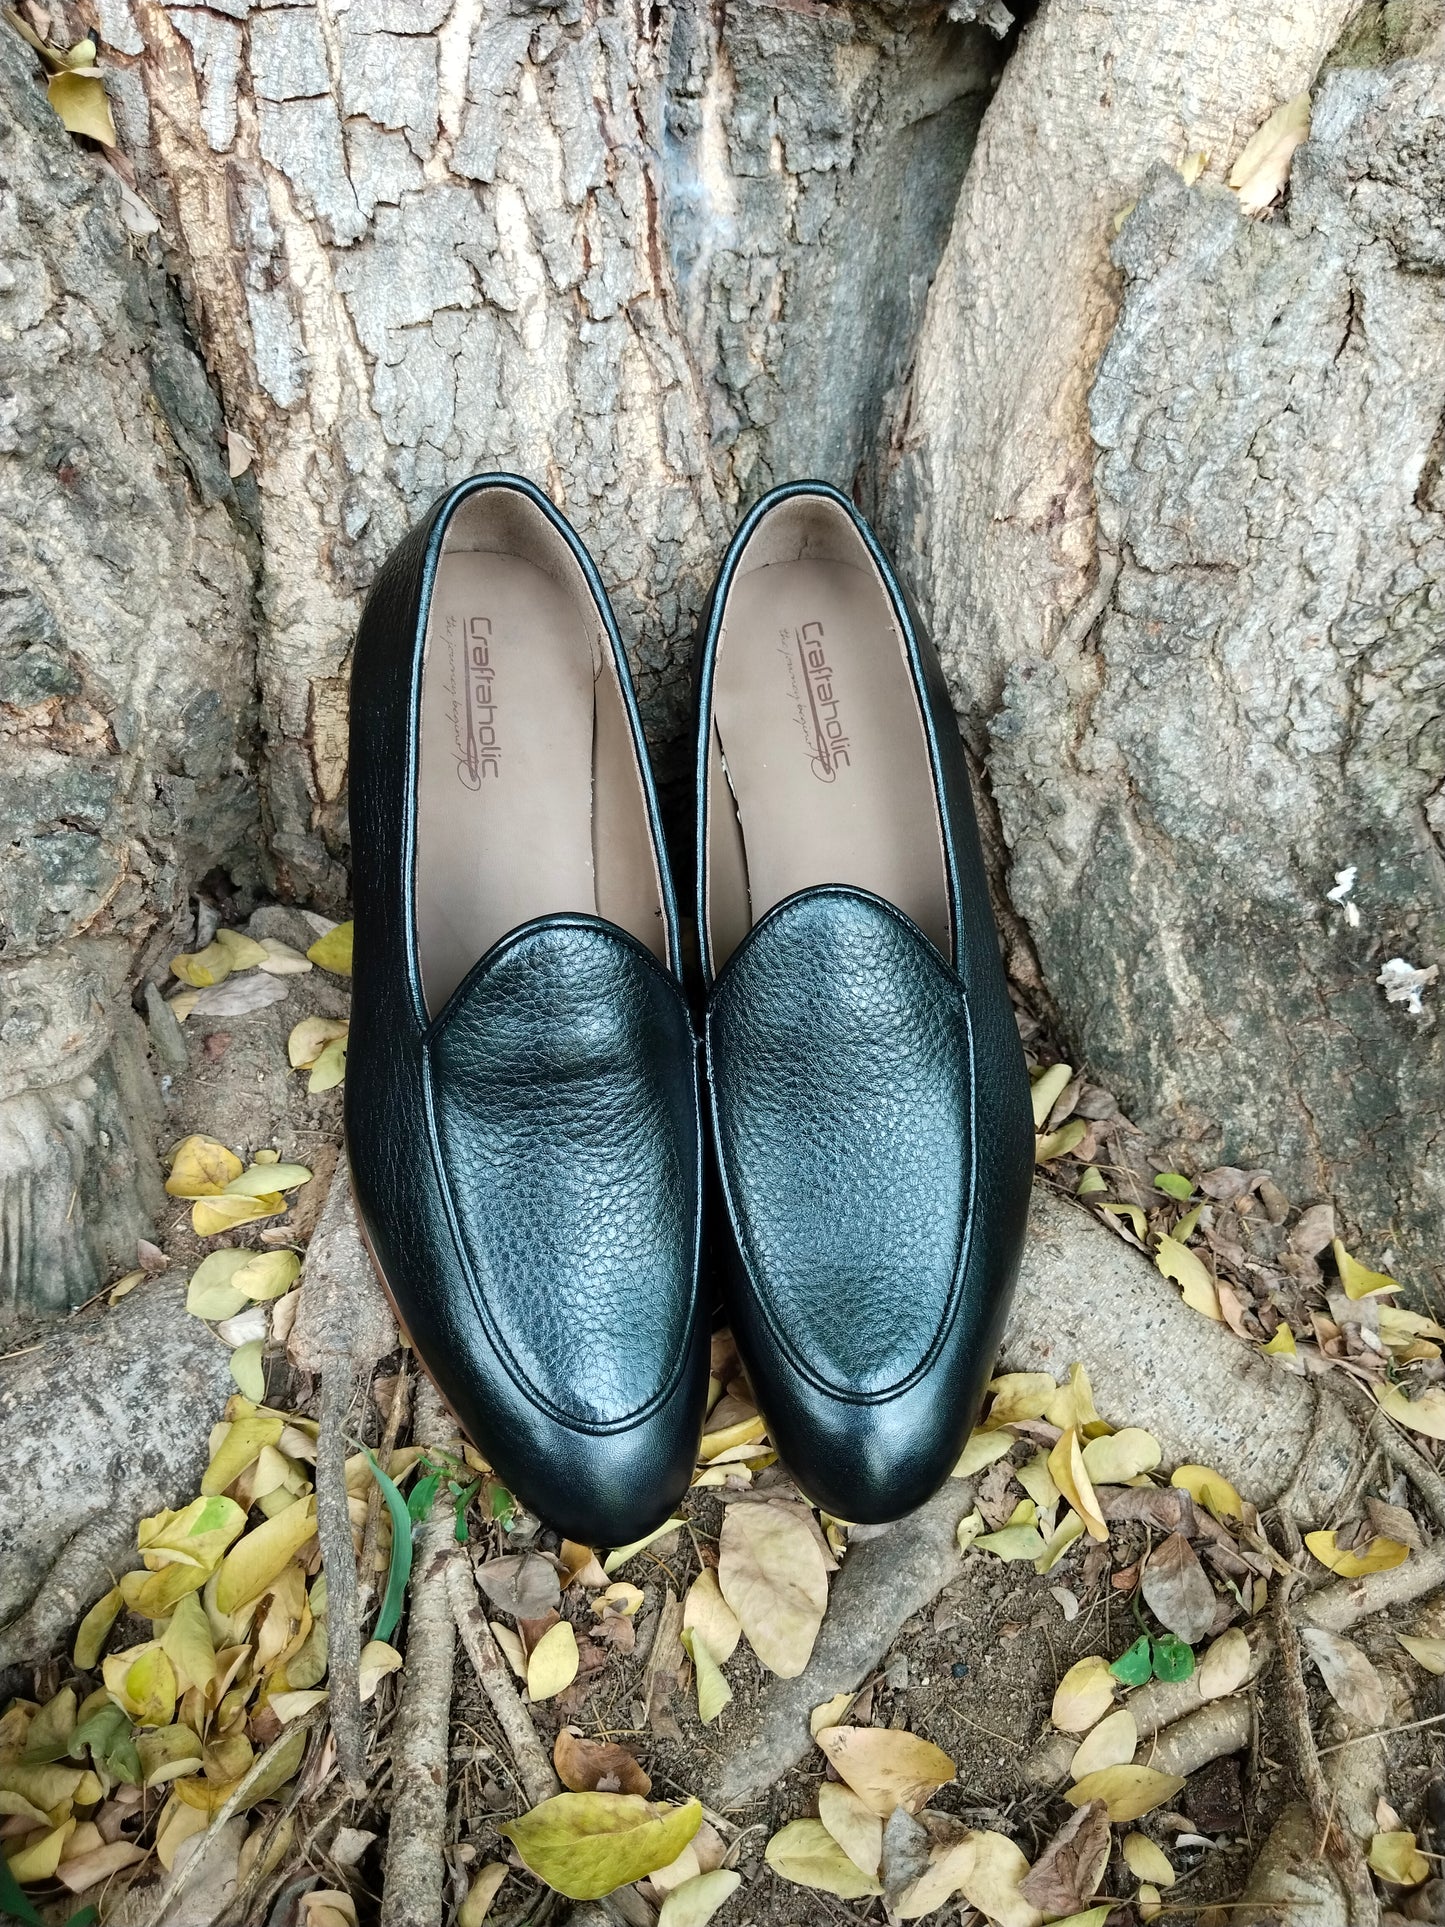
[1018,1800,1110,1916]
[553,1727,651,1797]
[1140,1532,1218,1644]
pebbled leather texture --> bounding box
[697,482,1034,1524]
[346,474,708,1547]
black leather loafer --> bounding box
[347,474,707,1545]
[695,482,1033,1524]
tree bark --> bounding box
[1,16,258,1313]
[883,1,1445,1286]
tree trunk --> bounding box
[2,0,1440,1319]
[883,0,1445,1287]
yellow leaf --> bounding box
[955,1831,1042,1927]
[817,1781,882,1880]
[140,1494,247,1573]
[233,1250,302,1300]
[308,1036,348,1093]
[1332,1238,1399,1300]
[186,1248,255,1319]
[698,1413,767,1463]
[1229,92,1310,213]
[1197,1627,1252,1699]
[764,1818,882,1899]
[160,1594,215,1695]
[956,1508,986,1552]
[717,1502,828,1678]
[287,1017,348,1079]
[1262,1323,1297,1356]
[592,1581,644,1618]
[1046,1363,1101,1434]
[193,1192,285,1236]
[169,941,231,989]
[1122,1832,1176,1886]
[225,1163,311,1197]
[1080,1428,1161,1484]
[165,1134,243,1198]
[1155,1234,1221,1320]
[976,1522,1046,1560]
[359,1640,403,1702]
[73,1588,123,1671]
[204,1415,285,1496]
[1076,1165,1107,1197]
[1305,1530,1409,1578]
[458,1863,508,1927]
[5,1818,76,1883]
[307,921,354,975]
[1397,1634,1445,1675]
[108,1269,145,1304]
[809,1693,854,1738]
[682,1630,731,1724]
[1177,149,1208,185]
[1051,1656,1115,1734]
[951,1428,1013,1478]
[682,1569,740,1665]
[155,1792,209,1869]
[214,1497,318,1614]
[491,1622,526,1679]
[984,1371,1058,1425]
[212,929,268,970]
[270,1689,329,1724]
[1369,1829,1429,1887]
[1016,1450,1060,1512]
[657,1870,742,1927]
[230,1340,266,1401]
[814,1726,955,1818]
[1100,1201,1148,1239]
[1066,1765,1185,1822]
[1048,1428,1108,1542]
[1030,1062,1074,1128]
[102,1643,177,1726]
[257,938,313,976]
[1036,1119,1086,1163]
[527,1622,579,1702]
[603,1516,683,1575]
[1070,1707,1137,1779]
[500,1793,702,1901]
[1379,1306,1445,1349]
[135,1724,203,1788]
[1170,1464,1243,1523]
[1034,1510,1086,1575]
[1375,1382,1445,1441]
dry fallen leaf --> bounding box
[500,1793,702,1902]
[1368,1829,1429,1887]
[1019,1800,1110,1918]
[457,1863,507,1927]
[764,1818,882,1899]
[682,1629,731,1725]
[810,1692,853,1737]
[656,1869,742,1927]
[1374,1382,1445,1441]
[1155,1234,1222,1320]
[357,1640,402,1702]
[1070,1708,1137,1781]
[717,1500,828,1677]
[307,921,354,976]
[288,1017,350,1070]
[1065,1765,1185,1823]
[817,1780,883,1881]
[1122,1832,1176,1886]
[526,1622,579,1703]
[1305,1529,1409,1577]
[1397,1633,1445,1675]
[1197,1626,1252,1698]
[166,1134,244,1198]
[1229,91,1310,213]
[1080,1427,1161,1484]
[1301,1628,1388,1728]
[475,1553,562,1621]
[682,1568,741,1664]
[814,1726,955,1819]
[554,1728,651,1797]
[1140,1531,1217,1644]
[1048,1429,1107,1541]
[1169,1464,1243,1523]
[1051,1655,1116,1734]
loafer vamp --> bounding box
[708,887,973,1398]
[427,916,700,1430]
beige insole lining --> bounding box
[709,553,951,968]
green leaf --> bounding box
[230,1339,266,1401]
[0,1856,44,1927]
[489,1483,516,1528]
[1154,1173,1194,1200]
[1151,1635,1195,1682]
[407,1471,443,1526]
[69,1701,141,1784]
[365,1448,415,1643]
[1110,1635,1153,1686]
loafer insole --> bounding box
[712,558,950,965]
[417,551,596,1012]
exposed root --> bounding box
[316,1362,366,1796]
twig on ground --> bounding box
[447,1557,561,1808]
[379,1378,458,1927]
[359,1356,410,1617]
[316,1361,366,1795]
[1271,1518,1379,1924]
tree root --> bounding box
[448,1559,560,1809]
[316,1362,366,1797]
[379,1380,457,1927]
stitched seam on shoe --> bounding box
[706,887,978,1406]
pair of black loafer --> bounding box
[346,474,1033,1547]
